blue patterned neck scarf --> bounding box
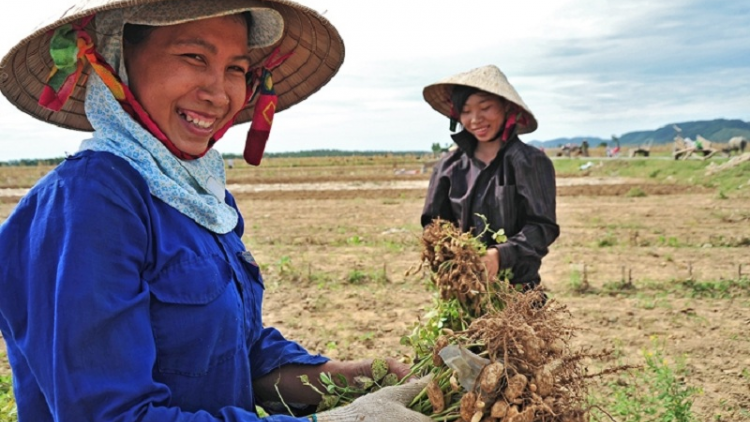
[80,74,238,234]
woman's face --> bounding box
[459,92,507,143]
[125,16,251,155]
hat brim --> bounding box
[422,66,538,135]
[127,0,285,49]
[0,0,344,132]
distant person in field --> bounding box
[580,140,590,157]
[420,65,560,293]
[0,1,430,421]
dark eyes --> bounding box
[182,53,202,60]
[228,65,248,74]
[181,54,247,74]
[461,106,492,114]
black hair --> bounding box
[450,85,480,115]
[123,24,155,46]
[241,11,253,33]
[123,12,254,46]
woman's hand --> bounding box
[254,357,413,406]
[314,375,433,422]
[482,247,500,281]
[385,357,413,381]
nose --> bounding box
[197,70,230,107]
[469,111,483,125]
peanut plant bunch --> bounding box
[306,218,625,421]
[415,217,511,318]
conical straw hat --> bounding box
[423,65,537,134]
[0,0,344,131]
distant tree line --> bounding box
[222,149,430,159]
[1,150,436,166]
[0,158,66,167]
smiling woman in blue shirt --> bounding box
[0,1,431,421]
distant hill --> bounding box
[528,119,750,148]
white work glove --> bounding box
[313,376,432,422]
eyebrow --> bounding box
[174,38,253,64]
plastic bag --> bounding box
[438,345,490,391]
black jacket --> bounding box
[421,133,559,285]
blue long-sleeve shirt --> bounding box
[0,150,328,421]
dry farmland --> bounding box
[1,153,749,421]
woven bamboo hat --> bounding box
[423,65,537,135]
[0,0,344,131]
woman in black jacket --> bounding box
[421,65,560,291]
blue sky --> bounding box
[1,0,748,160]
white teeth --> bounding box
[183,113,214,129]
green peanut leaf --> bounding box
[334,373,348,388]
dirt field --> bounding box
[232,171,749,421]
[1,159,748,421]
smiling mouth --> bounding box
[179,111,216,130]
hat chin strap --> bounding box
[449,118,512,157]
[449,103,522,144]
[487,124,505,143]
[481,111,519,144]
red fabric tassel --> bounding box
[38,70,80,111]
[243,48,292,166]
[244,68,276,165]
[501,104,529,141]
[501,112,517,141]
[38,16,94,111]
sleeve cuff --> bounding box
[493,243,516,271]
[252,327,331,378]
